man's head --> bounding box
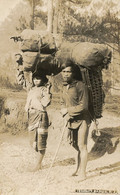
[61,66,74,83]
[61,61,75,83]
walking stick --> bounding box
[40,120,68,191]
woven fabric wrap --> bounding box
[37,128,48,150]
[28,110,49,131]
[29,128,48,151]
[28,110,49,151]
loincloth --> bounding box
[68,115,91,151]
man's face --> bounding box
[61,66,73,82]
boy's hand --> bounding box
[64,113,71,122]
[46,82,52,93]
[61,108,68,116]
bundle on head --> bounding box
[56,41,112,120]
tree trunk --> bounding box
[53,0,60,34]
[31,0,35,30]
[47,0,53,33]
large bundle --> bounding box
[22,52,38,72]
[55,42,112,119]
[56,41,112,69]
[14,34,112,119]
[20,29,56,54]
[21,52,61,75]
[55,41,112,119]
[32,54,61,76]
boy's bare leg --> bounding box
[32,149,45,171]
[77,120,89,181]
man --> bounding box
[60,62,91,181]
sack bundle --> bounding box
[56,41,112,69]
[22,52,38,72]
[20,29,56,54]
[13,31,112,117]
[33,54,61,76]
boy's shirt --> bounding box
[25,86,51,112]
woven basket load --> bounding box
[87,68,104,119]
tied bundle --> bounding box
[12,30,112,118]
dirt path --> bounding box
[0,111,120,195]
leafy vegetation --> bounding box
[0,0,119,92]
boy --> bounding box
[25,72,51,171]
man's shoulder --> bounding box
[75,80,85,87]
[74,80,87,92]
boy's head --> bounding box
[32,72,48,86]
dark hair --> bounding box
[32,72,48,84]
[61,60,82,81]
[61,60,74,70]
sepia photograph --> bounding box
[0,0,120,194]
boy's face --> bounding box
[33,77,42,87]
[62,66,73,82]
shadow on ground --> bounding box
[88,127,120,160]
[43,126,120,169]
[87,161,120,180]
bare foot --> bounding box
[78,175,86,182]
[28,164,42,172]
[71,171,78,176]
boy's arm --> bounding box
[41,87,52,107]
[25,91,31,112]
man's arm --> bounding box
[60,87,68,117]
[68,82,88,117]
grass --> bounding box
[0,74,23,91]
[104,93,120,116]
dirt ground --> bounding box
[0,88,120,195]
[0,105,120,195]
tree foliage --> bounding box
[14,0,120,49]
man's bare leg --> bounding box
[78,146,88,181]
[72,150,81,176]
[77,120,89,181]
